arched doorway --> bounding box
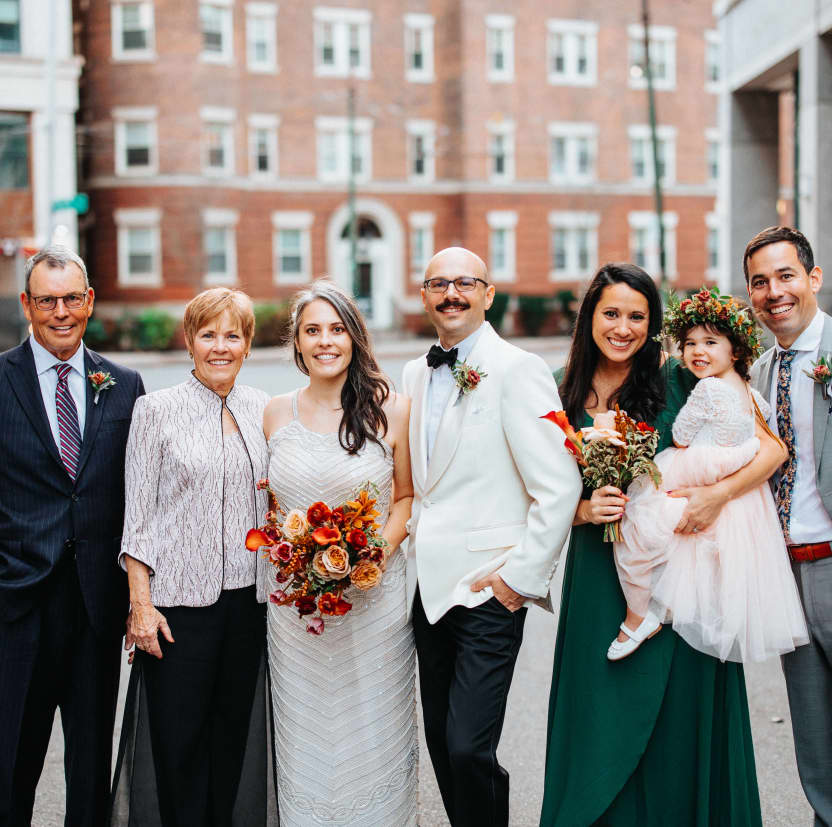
[326,198,404,329]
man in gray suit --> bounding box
[747,226,832,826]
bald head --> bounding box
[425,247,489,283]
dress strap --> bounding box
[291,388,300,420]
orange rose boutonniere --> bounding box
[87,370,116,404]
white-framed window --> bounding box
[404,13,434,82]
[486,14,514,82]
[628,24,676,90]
[111,1,155,61]
[406,120,435,183]
[628,210,678,278]
[200,0,233,64]
[115,208,162,287]
[409,211,435,281]
[248,113,279,178]
[706,212,721,277]
[548,211,599,281]
[628,124,676,185]
[113,107,158,176]
[705,30,720,91]
[313,7,371,78]
[271,211,313,284]
[487,211,517,282]
[487,120,514,183]
[201,106,235,176]
[546,19,597,86]
[706,127,719,185]
[201,208,239,285]
[548,122,597,184]
[315,116,372,183]
[246,2,277,72]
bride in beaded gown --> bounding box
[262,282,417,826]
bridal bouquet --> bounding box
[543,407,661,542]
[246,481,388,635]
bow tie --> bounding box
[426,344,458,369]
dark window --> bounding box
[0,0,20,54]
[0,113,29,189]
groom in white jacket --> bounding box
[403,247,581,827]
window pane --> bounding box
[492,134,505,175]
[0,0,20,53]
[413,134,425,176]
[279,229,302,273]
[206,124,226,168]
[201,5,224,53]
[553,228,568,271]
[0,113,29,188]
[577,228,590,270]
[708,227,719,269]
[411,228,425,269]
[551,136,566,176]
[492,228,506,269]
[320,22,334,65]
[348,24,361,68]
[707,41,720,83]
[490,29,505,71]
[576,35,588,75]
[255,129,270,171]
[576,137,590,175]
[634,227,648,268]
[121,4,147,50]
[410,28,423,70]
[631,139,645,179]
[204,227,227,273]
[125,121,150,167]
[550,32,564,74]
[127,227,153,274]
[707,140,719,181]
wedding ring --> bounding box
[692,527,699,533]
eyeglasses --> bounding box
[423,277,489,294]
[28,292,88,311]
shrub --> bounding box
[253,302,291,347]
[82,318,111,350]
[518,295,551,337]
[119,309,177,351]
[485,292,510,332]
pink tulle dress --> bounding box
[615,376,808,663]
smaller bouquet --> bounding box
[543,407,661,542]
[245,481,388,635]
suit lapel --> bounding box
[7,341,66,472]
[423,325,493,493]
[812,314,832,472]
[74,348,104,480]
[759,348,776,407]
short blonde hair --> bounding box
[183,288,255,350]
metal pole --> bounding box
[642,0,667,288]
[793,70,800,228]
[46,0,58,244]
[347,86,358,296]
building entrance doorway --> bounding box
[337,216,390,327]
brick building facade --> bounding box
[73,0,722,328]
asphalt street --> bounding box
[32,339,812,825]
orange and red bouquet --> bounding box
[542,406,661,542]
[246,480,388,635]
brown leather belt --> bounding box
[788,542,832,563]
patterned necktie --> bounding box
[54,363,82,479]
[775,350,797,538]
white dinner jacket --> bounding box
[402,323,582,624]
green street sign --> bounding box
[51,193,89,214]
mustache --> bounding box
[436,300,469,311]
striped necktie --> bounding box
[775,349,797,538]
[54,363,82,479]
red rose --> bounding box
[466,369,480,386]
[264,525,282,543]
[696,289,710,301]
[635,421,655,433]
[318,592,342,616]
[256,478,270,490]
[311,525,342,545]
[346,529,367,549]
[331,507,346,526]
[307,501,332,526]
[295,595,317,616]
[680,299,691,310]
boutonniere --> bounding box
[451,360,487,402]
[804,354,832,401]
[87,370,116,404]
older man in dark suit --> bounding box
[0,246,144,826]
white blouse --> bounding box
[120,374,270,607]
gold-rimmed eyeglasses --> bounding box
[27,292,88,311]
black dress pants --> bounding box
[0,558,122,827]
[412,588,527,827]
[139,586,266,827]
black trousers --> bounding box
[0,558,122,827]
[139,586,266,827]
[412,589,527,827]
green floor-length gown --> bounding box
[540,360,762,827]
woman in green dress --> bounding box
[540,264,784,826]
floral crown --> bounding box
[659,286,763,357]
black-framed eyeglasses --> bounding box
[27,292,88,311]
[423,276,489,294]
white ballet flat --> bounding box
[606,612,662,661]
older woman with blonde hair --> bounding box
[110,288,274,826]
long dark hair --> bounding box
[291,280,390,455]
[560,263,665,426]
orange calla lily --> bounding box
[311,525,342,545]
[245,528,270,551]
[541,410,577,440]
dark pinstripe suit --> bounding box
[0,339,144,826]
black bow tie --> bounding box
[426,344,458,369]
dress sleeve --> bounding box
[119,395,163,575]
[671,378,713,446]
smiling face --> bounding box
[21,261,94,361]
[295,299,353,381]
[191,309,248,395]
[746,240,822,348]
[681,325,736,380]
[421,247,495,348]
[591,282,650,367]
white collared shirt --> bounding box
[767,309,832,543]
[425,322,485,463]
[29,335,87,448]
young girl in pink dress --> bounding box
[608,288,808,662]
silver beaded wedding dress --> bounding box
[266,393,418,826]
